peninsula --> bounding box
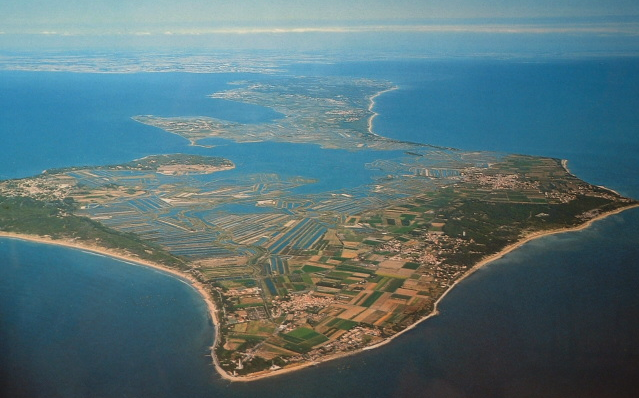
[1,77,636,381]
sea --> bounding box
[1,57,638,398]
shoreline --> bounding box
[0,231,230,379]
[562,159,623,196]
[208,201,639,382]
[1,202,637,383]
[361,202,639,353]
[367,86,398,136]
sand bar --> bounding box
[367,86,398,136]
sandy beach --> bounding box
[212,201,639,381]
[0,231,231,379]
[1,202,637,382]
[367,86,398,136]
[361,202,639,353]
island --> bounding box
[1,77,637,381]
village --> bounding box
[0,75,635,378]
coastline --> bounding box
[0,231,229,380]
[367,86,398,136]
[561,159,623,196]
[208,201,639,382]
[1,202,637,383]
[361,202,639,353]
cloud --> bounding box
[37,31,78,36]
[22,20,639,37]
[152,22,639,36]
[400,23,639,35]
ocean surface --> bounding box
[1,58,638,397]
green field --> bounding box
[302,264,330,273]
[361,291,384,307]
[326,318,358,330]
[281,327,329,353]
[402,261,420,270]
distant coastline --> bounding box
[3,200,636,382]
[367,86,398,136]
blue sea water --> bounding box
[0,71,282,179]
[0,240,216,398]
[1,58,638,397]
[0,71,402,193]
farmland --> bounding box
[0,76,636,379]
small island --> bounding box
[1,77,637,381]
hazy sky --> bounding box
[1,0,638,53]
[3,0,639,32]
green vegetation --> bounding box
[121,154,234,170]
[1,76,636,379]
[383,278,405,293]
[326,318,358,330]
[336,264,375,275]
[0,196,185,269]
[361,291,384,307]
[402,261,420,270]
[43,154,233,175]
[281,327,329,353]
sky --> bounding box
[1,0,638,54]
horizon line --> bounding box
[3,20,639,37]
